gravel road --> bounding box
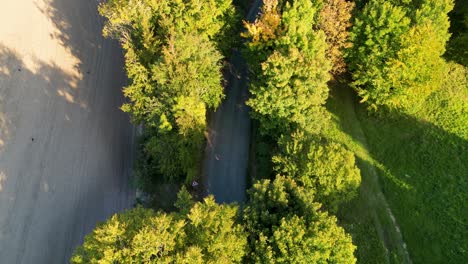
[202,0,263,203]
[0,0,134,262]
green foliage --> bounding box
[174,186,194,215]
[98,0,239,184]
[347,0,454,110]
[99,0,240,56]
[243,0,331,136]
[71,207,186,263]
[71,192,247,263]
[120,33,223,128]
[243,177,357,263]
[273,131,361,211]
[346,0,411,109]
[185,197,247,263]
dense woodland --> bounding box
[72,0,467,263]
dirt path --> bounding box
[202,0,262,203]
[0,0,134,262]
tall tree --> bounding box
[347,0,454,110]
[243,0,331,136]
[243,177,357,263]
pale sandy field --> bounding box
[0,0,134,262]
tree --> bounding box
[272,131,361,210]
[319,0,355,75]
[99,0,239,56]
[346,0,411,109]
[243,177,357,263]
[98,0,239,184]
[347,0,454,110]
[71,191,247,263]
[243,0,331,136]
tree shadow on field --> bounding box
[328,84,468,263]
[35,0,109,73]
[355,107,467,264]
[0,44,82,157]
[0,42,88,262]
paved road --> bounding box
[0,0,134,262]
[202,0,263,203]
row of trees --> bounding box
[99,0,240,187]
[242,0,360,262]
[72,182,356,263]
[347,0,454,110]
[243,0,360,210]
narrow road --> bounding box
[202,0,263,203]
[0,0,134,263]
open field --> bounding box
[326,84,411,264]
[354,64,467,263]
[0,0,134,262]
[328,63,467,263]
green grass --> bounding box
[353,63,467,263]
[326,81,410,264]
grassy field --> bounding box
[326,82,410,264]
[355,63,467,263]
[328,62,467,263]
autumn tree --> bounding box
[319,0,355,75]
[347,0,454,110]
[272,131,361,210]
[71,188,247,263]
[243,0,331,136]
[243,177,357,263]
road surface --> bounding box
[0,0,134,262]
[202,0,263,203]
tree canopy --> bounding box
[243,0,331,136]
[272,131,361,210]
[99,0,240,183]
[243,177,357,263]
[71,188,247,264]
[347,0,454,110]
